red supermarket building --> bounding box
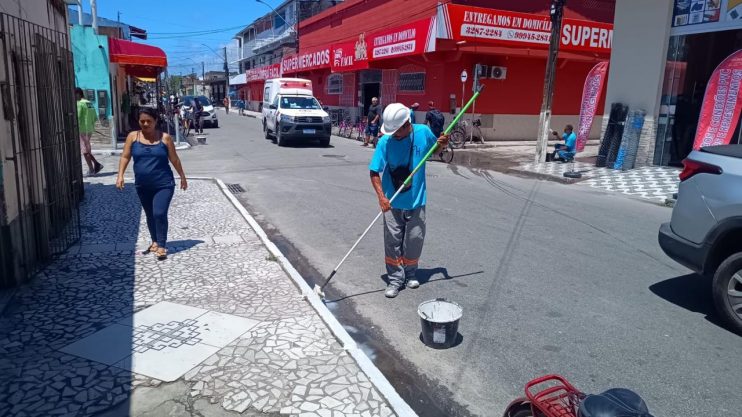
[243,0,616,141]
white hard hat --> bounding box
[381,103,411,135]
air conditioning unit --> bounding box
[490,66,507,80]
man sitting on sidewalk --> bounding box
[549,124,576,162]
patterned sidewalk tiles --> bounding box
[513,162,680,204]
[0,178,394,417]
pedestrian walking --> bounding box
[424,101,445,138]
[409,102,419,124]
[75,88,103,177]
[238,94,245,116]
[368,103,449,298]
[223,97,230,114]
[363,97,381,147]
[115,107,188,261]
[193,97,204,134]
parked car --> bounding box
[659,144,742,334]
[262,78,331,147]
[182,95,218,128]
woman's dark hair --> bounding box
[138,107,159,122]
[75,87,84,97]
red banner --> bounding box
[693,50,742,150]
[576,61,609,152]
[281,46,331,75]
[443,4,613,54]
[246,63,281,82]
[369,17,435,60]
[331,37,369,73]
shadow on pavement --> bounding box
[0,182,141,416]
[649,273,734,333]
[167,239,205,255]
[418,332,464,349]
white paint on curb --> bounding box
[212,178,418,417]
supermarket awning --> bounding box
[108,38,167,77]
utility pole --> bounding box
[90,0,99,34]
[223,46,229,105]
[201,62,205,97]
[117,11,121,22]
[192,68,195,95]
[535,0,566,163]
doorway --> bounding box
[655,29,742,166]
[361,82,380,121]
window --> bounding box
[280,96,321,110]
[398,72,426,92]
[327,74,343,95]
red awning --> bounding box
[108,38,167,68]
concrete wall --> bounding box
[601,0,674,166]
[2,0,68,33]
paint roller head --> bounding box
[313,284,326,301]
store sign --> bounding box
[693,49,742,150]
[281,46,331,74]
[246,63,281,82]
[671,0,742,34]
[672,0,721,27]
[369,17,435,60]
[331,35,369,72]
[442,4,613,54]
[576,61,609,152]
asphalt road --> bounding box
[174,112,741,417]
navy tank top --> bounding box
[131,131,174,189]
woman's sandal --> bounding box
[142,243,158,255]
[155,248,168,261]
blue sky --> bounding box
[79,0,276,75]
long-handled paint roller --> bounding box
[313,85,485,301]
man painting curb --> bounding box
[369,103,449,298]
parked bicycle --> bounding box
[450,118,486,149]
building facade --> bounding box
[241,0,616,140]
[70,10,166,148]
[0,0,83,285]
[604,0,742,167]
[231,0,340,110]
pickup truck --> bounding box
[659,144,742,334]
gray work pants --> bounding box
[383,206,426,287]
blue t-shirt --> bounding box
[563,132,576,152]
[369,124,438,210]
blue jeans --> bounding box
[136,186,175,247]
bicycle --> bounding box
[355,118,367,142]
[437,140,454,163]
[338,117,352,138]
[449,118,486,149]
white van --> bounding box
[262,78,331,147]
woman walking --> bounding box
[116,107,187,260]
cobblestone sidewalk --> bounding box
[0,176,396,417]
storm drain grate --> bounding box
[322,154,346,158]
[226,184,246,193]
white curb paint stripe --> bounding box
[213,178,418,417]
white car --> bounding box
[182,95,218,128]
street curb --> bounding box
[213,178,418,417]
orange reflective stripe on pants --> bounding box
[385,256,401,266]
